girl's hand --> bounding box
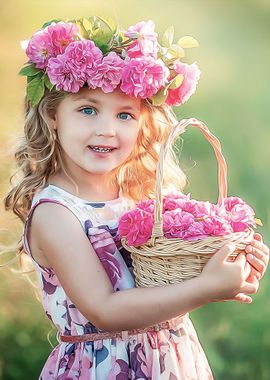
[245,233,269,280]
[200,243,259,304]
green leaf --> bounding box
[255,218,263,226]
[150,89,168,106]
[90,16,101,31]
[75,19,91,39]
[18,64,41,77]
[44,74,54,91]
[168,74,184,90]
[42,19,62,29]
[161,26,174,48]
[177,36,199,49]
[96,15,117,33]
[92,27,114,48]
[26,72,43,84]
[172,44,185,59]
[27,75,45,107]
[82,18,93,34]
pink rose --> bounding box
[166,62,201,106]
[47,54,85,92]
[26,21,78,69]
[46,22,79,55]
[120,57,169,98]
[47,40,103,92]
[87,52,125,93]
[223,196,256,232]
[125,20,159,59]
[202,215,233,236]
[163,209,194,239]
[185,221,208,240]
[26,30,53,69]
[64,40,103,77]
[118,209,154,247]
[136,199,155,214]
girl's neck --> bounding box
[48,175,120,202]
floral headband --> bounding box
[19,16,201,107]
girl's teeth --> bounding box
[90,146,113,152]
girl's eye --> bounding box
[80,107,97,116]
[118,113,133,120]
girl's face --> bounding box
[52,87,141,185]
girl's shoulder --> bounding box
[29,184,135,227]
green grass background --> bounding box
[0,0,270,379]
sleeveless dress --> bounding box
[23,184,214,380]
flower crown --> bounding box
[19,16,201,107]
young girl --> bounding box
[4,16,269,379]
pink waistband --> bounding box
[59,316,187,343]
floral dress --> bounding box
[23,184,214,380]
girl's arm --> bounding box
[31,203,258,331]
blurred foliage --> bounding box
[0,0,270,379]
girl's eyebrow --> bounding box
[74,96,100,104]
[74,96,140,112]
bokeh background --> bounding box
[0,0,270,379]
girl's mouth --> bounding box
[88,145,116,153]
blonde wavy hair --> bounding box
[3,88,187,272]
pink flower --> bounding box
[166,62,201,106]
[47,54,85,92]
[125,20,159,59]
[192,201,215,218]
[87,52,125,93]
[26,22,78,69]
[47,40,103,92]
[136,199,155,214]
[46,55,84,93]
[185,221,208,240]
[46,22,79,55]
[163,209,194,239]
[118,209,154,247]
[202,215,233,236]
[223,196,256,232]
[163,198,182,212]
[120,57,169,98]
[64,40,103,77]
[26,30,53,69]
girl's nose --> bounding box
[95,116,116,137]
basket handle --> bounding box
[150,117,228,242]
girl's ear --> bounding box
[46,110,57,131]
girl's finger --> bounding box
[234,293,253,304]
[246,253,266,276]
[253,233,263,242]
[243,261,251,279]
[249,266,261,280]
[215,243,236,263]
[241,281,259,295]
[233,252,246,267]
[246,240,269,256]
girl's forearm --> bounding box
[96,276,210,331]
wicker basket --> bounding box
[121,117,254,287]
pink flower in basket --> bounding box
[119,193,258,247]
[163,209,196,239]
[223,196,257,231]
[118,208,154,247]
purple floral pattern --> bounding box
[23,185,214,379]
